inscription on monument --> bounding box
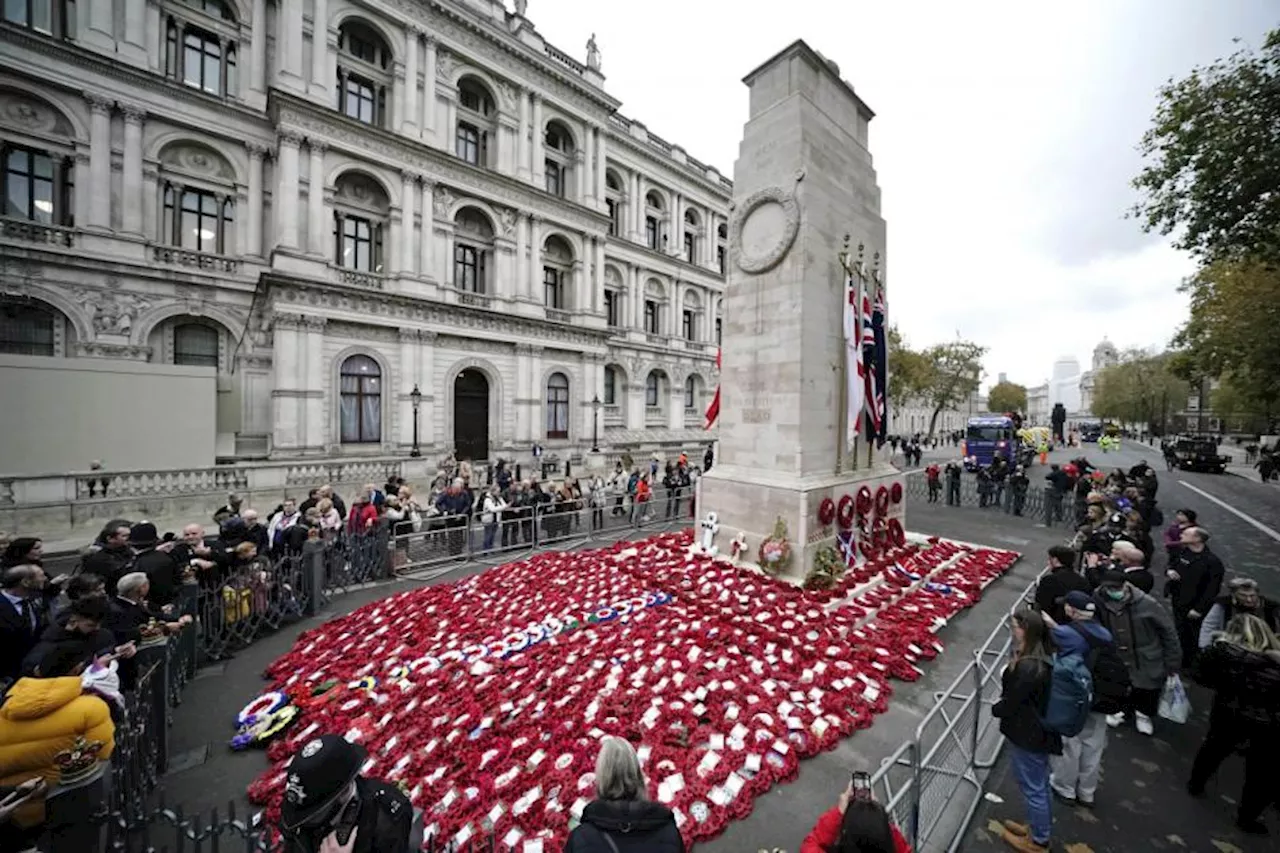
[742,408,772,424]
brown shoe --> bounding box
[1002,820,1030,837]
[1000,826,1048,852]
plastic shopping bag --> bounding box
[1158,674,1191,724]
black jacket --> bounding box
[992,658,1062,755]
[565,800,684,853]
[1034,567,1091,625]
[1195,641,1280,727]
[0,595,47,684]
[82,546,135,597]
[134,549,182,608]
[1166,547,1225,615]
[283,777,417,853]
[21,623,117,677]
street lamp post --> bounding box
[409,384,422,457]
[591,394,601,453]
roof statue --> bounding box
[586,33,601,71]
[514,0,527,17]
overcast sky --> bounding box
[525,0,1275,390]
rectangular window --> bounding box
[179,188,219,253]
[343,75,376,124]
[183,29,222,95]
[645,216,659,250]
[682,309,696,341]
[545,160,562,197]
[604,290,619,327]
[717,246,726,274]
[543,266,563,309]
[606,198,618,236]
[4,0,71,36]
[685,380,696,410]
[4,147,56,223]
[337,215,373,271]
[453,244,485,293]
[455,123,480,165]
[173,324,220,367]
[684,232,696,264]
[644,300,659,335]
[0,304,55,356]
[603,368,616,406]
[646,377,659,407]
[715,317,722,345]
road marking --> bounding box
[994,535,1031,546]
[1179,480,1280,543]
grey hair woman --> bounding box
[565,736,683,852]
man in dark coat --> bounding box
[1034,545,1091,625]
[82,521,134,597]
[1164,526,1225,668]
[129,523,183,611]
[0,565,51,684]
[22,596,132,678]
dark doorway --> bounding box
[454,369,490,462]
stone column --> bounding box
[307,141,326,256]
[580,134,592,206]
[443,97,457,155]
[595,127,607,212]
[302,316,327,450]
[630,172,642,242]
[631,264,643,332]
[279,0,305,86]
[275,131,302,250]
[86,95,112,230]
[83,0,114,52]
[671,284,682,340]
[142,165,158,244]
[309,0,329,100]
[441,228,454,288]
[120,105,145,235]
[250,0,267,93]
[592,236,604,313]
[422,37,437,144]
[527,214,541,299]
[402,27,419,134]
[670,193,682,256]
[419,179,433,279]
[246,142,267,256]
[400,170,417,275]
[271,313,303,452]
[73,151,90,228]
[121,0,146,64]
[514,209,528,299]
[703,211,715,268]
[399,328,421,449]
[668,380,684,430]
[418,330,437,446]
[530,94,544,188]
[517,88,530,180]
[574,149,587,206]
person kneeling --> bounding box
[799,776,911,853]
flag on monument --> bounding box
[860,288,881,439]
[843,271,866,437]
[703,348,721,430]
[871,288,888,445]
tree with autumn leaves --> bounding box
[1131,27,1280,428]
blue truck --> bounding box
[962,415,1019,471]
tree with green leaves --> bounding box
[1092,350,1188,434]
[920,340,986,439]
[1131,28,1280,263]
[886,327,933,415]
[1172,258,1280,428]
[987,381,1028,416]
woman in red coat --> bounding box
[800,782,912,853]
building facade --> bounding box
[0,0,725,474]
[1077,338,1116,417]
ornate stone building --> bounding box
[0,0,725,472]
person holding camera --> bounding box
[279,735,420,853]
[800,773,911,853]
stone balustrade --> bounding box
[151,245,240,274]
[2,217,75,247]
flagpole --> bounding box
[836,237,851,476]
[856,246,869,472]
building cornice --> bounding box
[272,91,609,234]
[264,273,612,350]
[604,124,733,201]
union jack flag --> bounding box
[861,290,881,438]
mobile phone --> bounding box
[851,771,872,802]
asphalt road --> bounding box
[150,442,1280,852]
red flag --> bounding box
[703,348,721,430]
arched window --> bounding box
[684,375,698,410]
[339,354,382,443]
[644,190,664,250]
[682,291,701,342]
[543,120,574,198]
[337,20,390,127]
[603,365,618,406]
[546,372,569,439]
[3,0,76,38]
[456,77,496,167]
[164,0,238,96]
[158,142,237,254]
[332,172,389,273]
[643,280,665,336]
[3,143,74,226]
[453,206,495,294]
[541,234,573,311]
[682,208,699,264]
[604,170,623,236]
[173,322,219,367]
[0,301,56,356]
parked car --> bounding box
[1171,437,1230,473]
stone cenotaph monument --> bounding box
[698,41,903,580]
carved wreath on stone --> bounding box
[728,178,802,275]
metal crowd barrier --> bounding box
[903,469,1087,529]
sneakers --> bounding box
[1106,712,1124,728]
[1135,712,1154,736]
[999,826,1049,852]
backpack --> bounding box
[1071,623,1131,714]
[1040,652,1093,736]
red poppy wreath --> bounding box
[242,529,1019,848]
